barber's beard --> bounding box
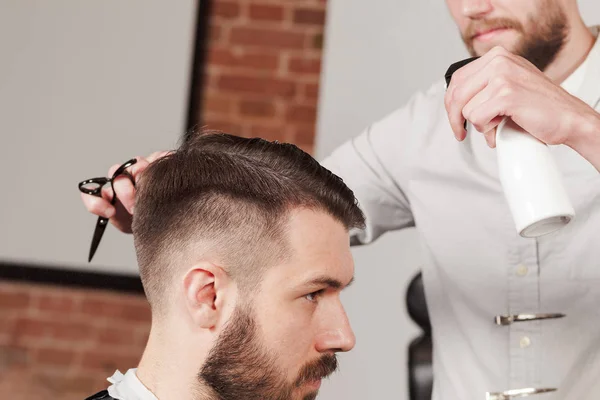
[463,0,568,72]
[198,307,338,400]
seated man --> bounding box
[85,132,365,400]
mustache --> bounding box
[295,354,338,387]
[464,18,523,40]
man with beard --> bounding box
[84,132,365,400]
[82,0,600,399]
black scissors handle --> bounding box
[85,172,136,262]
[80,159,137,262]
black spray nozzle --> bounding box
[445,57,480,131]
[444,56,480,88]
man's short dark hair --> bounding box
[132,131,365,313]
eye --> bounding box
[304,289,325,303]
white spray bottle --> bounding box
[445,58,575,237]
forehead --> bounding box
[266,209,355,286]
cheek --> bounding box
[259,301,316,362]
[446,3,472,38]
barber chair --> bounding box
[406,272,433,400]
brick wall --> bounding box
[202,0,327,153]
[0,0,328,398]
[0,281,150,399]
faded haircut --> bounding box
[132,131,365,314]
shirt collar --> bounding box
[560,25,600,109]
[107,369,158,400]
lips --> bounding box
[472,27,507,39]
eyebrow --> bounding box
[303,275,355,290]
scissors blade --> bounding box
[88,216,109,262]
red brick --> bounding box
[0,345,30,366]
[289,56,321,74]
[230,27,305,49]
[296,143,315,155]
[240,99,277,117]
[293,127,317,145]
[0,314,17,339]
[0,290,31,310]
[80,297,150,322]
[209,24,222,42]
[80,349,141,373]
[218,75,297,98]
[294,8,326,25]
[249,125,289,141]
[135,326,151,347]
[302,82,320,99]
[59,374,104,394]
[249,4,285,21]
[203,93,234,114]
[202,118,243,135]
[287,104,317,124]
[35,347,77,366]
[208,48,279,71]
[15,317,93,342]
[311,32,325,49]
[213,1,241,19]
[36,294,76,314]
[96,326,140,348]
[0,366,55,396]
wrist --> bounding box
[566,110,600,169]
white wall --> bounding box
[0,0,197,274]
[315,1,600,399]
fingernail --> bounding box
[105,207,116,219]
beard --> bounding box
[462,0,568,72]
[198,306,338,400]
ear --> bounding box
[182,262,231,329]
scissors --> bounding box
[78,158,138,262]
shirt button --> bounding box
[520,336,531,348]
[516,264,529,277]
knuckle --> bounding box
[107,163,120,176]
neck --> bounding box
[544,18,595,83]
[136,323,214,400]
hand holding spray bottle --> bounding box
[445,58,575,237]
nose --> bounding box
[315,305,356,353]
[462,0,492,18]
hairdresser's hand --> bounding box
[444,46,600,156]
[80,151,170,233]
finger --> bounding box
[462,77,510,133]
[446,46,508,96]
[448,54,518,138]
[445,49,509,140]
[107,163,122,179]
[445,91,468,141]
[109,199,134,234]
[101,184,114,202]
[128,156,150,179]
[80,193,116,219]
[484,129,497,148]
[115,157,150,213]
[111,176,136,214]
[466,89,515,135]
